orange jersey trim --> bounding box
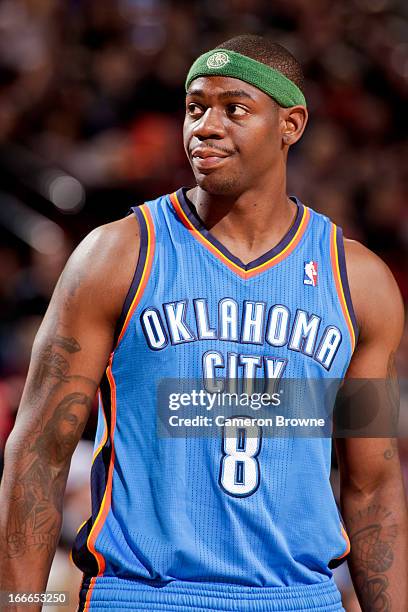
[74,390,109,605]
[330,224,356,352]
[83,576,96,610]
[169,191,310,280]
[91,390,108,463]
[85,357,118,577]
[336,524,351,560]
[116,205,155,346]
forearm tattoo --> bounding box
[349,504,398,611]
[3,334,97,560]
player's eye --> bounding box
[227,104,247,117]
[186,103,204,118]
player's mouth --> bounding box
[191,147,233,171]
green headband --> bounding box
[185,48,306,108]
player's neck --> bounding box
[186,177,297,264]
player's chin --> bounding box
[194,170,241,196]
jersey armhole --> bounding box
[328,522,351,569]
[113,204,155,349]
[330,224,359,353]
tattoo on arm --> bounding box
[349,504,398,612]
[384,439,398,461]
[54,335,81,353]
[36,346,70,386]
[5,391,94,559]
[31,334,96,393]
[4,332,98,560]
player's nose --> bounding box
[192,107,226,140]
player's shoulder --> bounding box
[344,238,397,291]
[82,213,140,259]
[343,238,404,339]
[68,214,139,279]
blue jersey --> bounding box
[73,188,358,610]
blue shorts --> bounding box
[78,576,344,611]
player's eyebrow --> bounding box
[218,89,254,101]
[186,88,254,101]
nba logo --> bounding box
[304,261,318,286]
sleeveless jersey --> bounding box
[73,187,358,608]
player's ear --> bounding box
[280,105,308,147]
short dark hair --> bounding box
[216,34,305,92]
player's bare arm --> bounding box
[336,239,408,611]
[0,214,139,608]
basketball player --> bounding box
[1,35,407,612]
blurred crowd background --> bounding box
[0,0,407,610]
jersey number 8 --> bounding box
[219,419,262,497]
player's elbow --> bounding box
[341,463,404,501]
